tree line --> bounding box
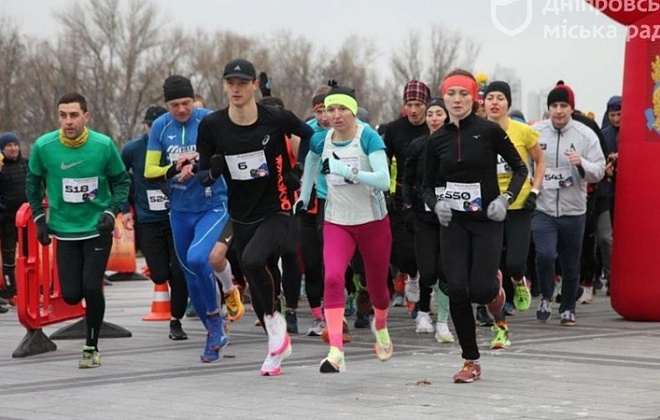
[0,0,479,149]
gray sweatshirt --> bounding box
[532,118,605,217]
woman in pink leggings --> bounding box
[296,85,393,373]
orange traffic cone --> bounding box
[142,282,171,321]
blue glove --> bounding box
[433,200,452,227]
[487,194,511,222]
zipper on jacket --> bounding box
[456,126,462,162]
[555,129,561,217]
[182,125,186,145]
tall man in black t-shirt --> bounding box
[383,80,430,308]
[196,59,313,376]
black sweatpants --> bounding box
[139,220,188,320]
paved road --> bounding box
[1,279,658,420]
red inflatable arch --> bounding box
[589,0,660,320]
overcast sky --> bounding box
[0,0,627,120]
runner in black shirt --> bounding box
[196,59,313,377]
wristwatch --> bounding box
[349,166,359,180]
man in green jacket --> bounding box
[26,92,130,368]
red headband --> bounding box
[442,75,478,100]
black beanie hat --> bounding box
[163,75,194,102]
[484,81,512,107]
[426,97,448,115]
[547,80,575,109]
[0,132,19,151]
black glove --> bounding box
[321,152,340,175]
[209,154,226,180]
[36,217,51,246]
[524,191,538,211]
[283,171,301,192]
[259,72,271,97]
[165,164,180,180]
[97,212,115,236]
[293,200,307,216]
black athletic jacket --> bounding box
[422,113,527,221]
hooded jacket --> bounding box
[533,118,606,217]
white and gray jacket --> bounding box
[532,118,605,217]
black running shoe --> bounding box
[285,310,298,334]
[354,312,370,329]
[475,305,494,327]
[169,319,188,340]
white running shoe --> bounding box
[435,322,455,343]
[405,276,420,303]
[415,311,434,333]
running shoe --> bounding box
[206,313,228,351]
[415,311,434,334]
[512,277,532,311]
[536,298,552,322]
[475,305,494,327]
[319,346,346,373]
[578,286,594,304]
[560,310,577,326]
[490,322,510,349]
[487,270,505,316]
[345,293,356,317]
[169,319,188,340]
[503,302,516,316]
[453,360,481,383]
[185,300,197,318]
[79,345,101,369]
[0,304,7,314]
[307,318,325,336]
[391,293,405,307]
[265,312,291,356]
[354,313,370,329]
[201,341,221,363]
[285,310,298,334]
[224,287,245,322]
[371,320,393,361]
[260,341,292,376]
[405,276,420,303]
[435,322,455,343]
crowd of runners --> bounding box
[0,57,621,384]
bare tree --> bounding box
[319,37,389,124]
[385,24,482,121]
[54,0,186,145]
[0,17,27,134]
[187,30,265,111]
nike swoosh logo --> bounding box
[224,236,232,242]
[61,161,84,170]
[94,247,104,251]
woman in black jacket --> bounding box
[422,70,528,383]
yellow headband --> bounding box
[324,93,358,115]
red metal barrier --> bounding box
[15,202,85,330]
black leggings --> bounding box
[57,234,113,348]
[0,221,18,294]
[389,205,417,276]
[139,220,188,319]
[441,217,503,361]
[413,213,447,312]
[280,217,302,309]
[299,211,323,309]
[232,213,291,324]
[501,209,532,304]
